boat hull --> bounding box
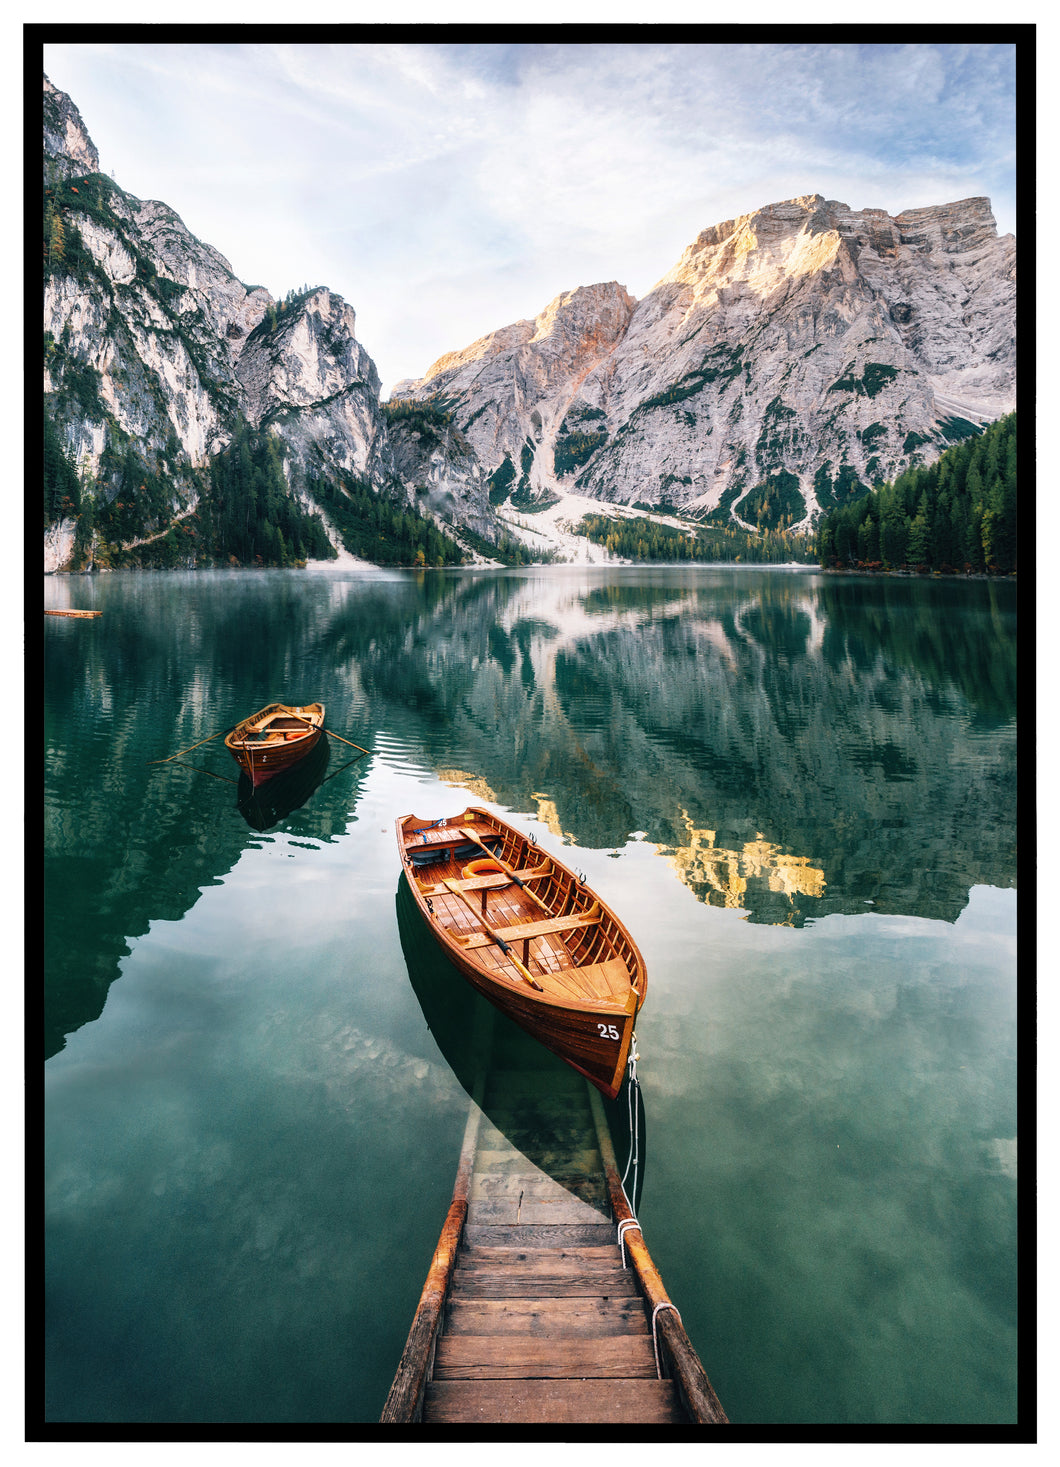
[236,733,330,828]
[397,807,646,1099]
[224,702,325,787]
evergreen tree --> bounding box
[817,413,1016,575]
[43,414,80,525]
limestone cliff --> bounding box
[43,70,1017,568]
[42,73,497,571]
[394,195,1016,527]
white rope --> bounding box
[615,1037,643,1268]
[651,1301,681,1379]
[620,1033,640,1199]
[617,1216,640,1269]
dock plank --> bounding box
[424,1379,686,1424]
[458,1246,624,1271]
[463,1222,618,1248]
[444,1296,649,1336]
[450,1270,639,1298]
[433,1334,658,1379]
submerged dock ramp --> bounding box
[381,1061,727,1425]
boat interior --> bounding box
[231,705,323,745]
[400,815,638,1007]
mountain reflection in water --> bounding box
[44,565,1016,1059]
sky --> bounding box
[40,36,1019,400]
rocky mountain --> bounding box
[43,72,1016,570]
[394,195,1016,529]
[42,74,499,572]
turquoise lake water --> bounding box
[43,564,1018,1428]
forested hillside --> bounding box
[816,413,1016,575]
[576,513,816,564]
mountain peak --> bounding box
[43,73,100,180]
[395,190,1015,527]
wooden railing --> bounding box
[587,1085,729,1424]
[379,1079,484,1423]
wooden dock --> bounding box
[381,1061,727,1425]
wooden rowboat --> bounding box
[397,806,646,1100]
[236,731,330,830]
[224,701,325,787]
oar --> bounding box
[319,750,370,785]
[325,730,373,757]
[147,728,229,764]
[161,759,238,784]
[459,827,551,912]
[440,879,544,991]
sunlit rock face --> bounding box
[394,195,1016,525]
[43,73,98,179]
[42,74,438,567]
[391,282,638,497]
[44,85,390,504]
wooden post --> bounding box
[587,1084,729,1425]
[379,1079,485,1423]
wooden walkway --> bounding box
[382,1060,727,1425]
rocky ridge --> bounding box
[395,194,1016,528]
[42,74,499,571]
[43,72,1016,569]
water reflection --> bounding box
[235,735,330,830]
[45,567,1016,1058]
[664,816,828,927]
[396,874,643,1212]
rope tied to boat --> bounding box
[651,1301,682,1379]
[617,1217,640,1268]
[620,1033,641,1204]
[614,1034,643,1270]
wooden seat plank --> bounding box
[460,908,601,946]
[421,863,551,896]
[432,1334,657,1378]
[443,1296,649,1337]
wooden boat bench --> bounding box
[419,863,551,900]
[459,905,602,967]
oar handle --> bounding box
[440,879,544,991]
[148,728,228,764]
[460,828,550,909]
[325,731,373,756]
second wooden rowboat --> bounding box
[224,701,325,787]
[396,806,646,1100]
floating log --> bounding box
[44,609,101,618]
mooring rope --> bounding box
[651,1301,682,1379]
[620,1032,641,1199]
[611,1027,676,1380]
[616,1034,643,1268]
[617,1217,640,1269]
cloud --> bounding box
[42,39,1017,395]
